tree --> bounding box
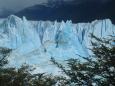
[0,47,12,67]
[0,35,114,86]
[51,35,115,86]
[0,47,13,86]
[0,62,60,86]
[0,47,58,86]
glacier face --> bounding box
[0,15,115,73]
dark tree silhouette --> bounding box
[0,47,12,67]
[0,48,59,86]
[0,35,115,86]
[51,35,115,86]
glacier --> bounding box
[0,15,115,74]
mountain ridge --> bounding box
[15,0,115,24]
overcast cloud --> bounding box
[0,0,47,12]
[0,0,112,12]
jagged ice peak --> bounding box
[0,15,115,74]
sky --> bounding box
[0,0,47,12]
[0,0,111,12]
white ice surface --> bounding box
[0,15,115,74]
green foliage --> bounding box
[0,47,12,67]
[51,35,115,86]
[0,63,59,86]
[0,35,115,86]
[0,48,58,86]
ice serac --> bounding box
[0,15,115,73]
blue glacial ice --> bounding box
[0,15,115,74]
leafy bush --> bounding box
[51,35,115,86]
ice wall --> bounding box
[0,15,115,73]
